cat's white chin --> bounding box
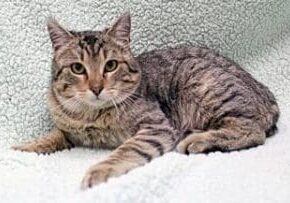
[84,100,111,109]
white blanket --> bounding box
[0,1,290,202]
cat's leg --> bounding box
[81,126,176,189]
[176,118,265,154]
[12,128,73,154]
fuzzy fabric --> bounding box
[0,0,290,202]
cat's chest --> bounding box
[52,109,131,149]
[66,125,128,149]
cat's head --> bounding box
[47,13,140,110]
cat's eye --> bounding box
[104,60,118,72]
[70,63,86,75]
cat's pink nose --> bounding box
[91,86,103,97]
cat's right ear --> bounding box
[106,13,131,46]
[47,19,73,51]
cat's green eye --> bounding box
[104,60,118,72]
[71,63,86,75]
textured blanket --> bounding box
[0,0,290,202]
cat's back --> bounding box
[137,46,276,105]
[136,46,279,132]
[136,46,216,99]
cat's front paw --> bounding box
[81,163,118,189]
[12,143,54,154]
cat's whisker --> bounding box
[110,96,130,116]
[113,96,128,116]
[119,96,139,111]
[111,98,120,116]
[108,88,142,98]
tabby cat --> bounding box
[13,13,279,189]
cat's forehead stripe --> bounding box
[72,31,103,57]
[83,35,98,46]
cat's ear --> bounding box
[47,18,73,51]
[107,13,131,46]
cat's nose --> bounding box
[91,86,103,97]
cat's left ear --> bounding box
[47,18,74,51]
[107,13,131,46]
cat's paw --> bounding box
[81,163,117,189]
[12,143,54,155]
[176,134,212,154]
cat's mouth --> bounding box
[77,90,123,109]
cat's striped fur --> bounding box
[13,13,279,189]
